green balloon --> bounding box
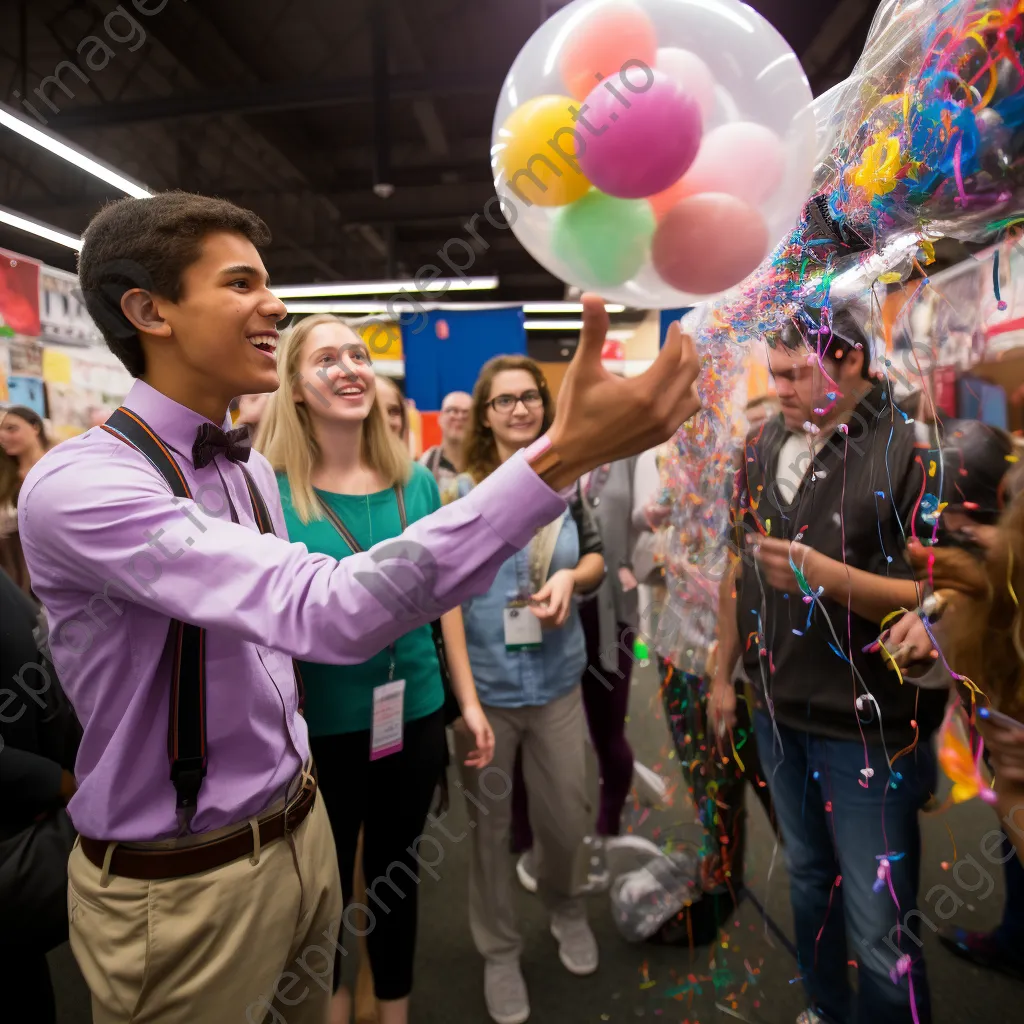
[551,189,655,289]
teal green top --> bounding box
[278,462,445,736]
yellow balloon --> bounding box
[494,94,592,208]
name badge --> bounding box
[504,601,543,652]
[371,679,406,760]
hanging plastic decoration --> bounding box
[490,0,818,308]
[698,0,1024,350]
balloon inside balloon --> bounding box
[681,122,786,205]
[651,193,769,295]
[494,94,593,207]
[558,1,658,102]
[491,0,816,308]
[655,47,716,119]
[552,190,656,288]
[577,70,703,199]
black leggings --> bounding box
[310,708,447,1001]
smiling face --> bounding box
[483,368,545,451]
[440,391,472,444]
[153,230,287,402]
[0,412,42,459]
[291,321,375,425]
[375,376,406,439]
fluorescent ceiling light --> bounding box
[274,276,499,299]
[285,301,392,314]
[0,204,82,250]
[522,302,625,314]
[524,320,584,330]
[0,103,152,199]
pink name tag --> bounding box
[371,679,406,760]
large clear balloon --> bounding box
[491,0,817,309]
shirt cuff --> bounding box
[463,451,568,548]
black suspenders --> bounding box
[101,407,304,828]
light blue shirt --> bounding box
[455,477,587,708]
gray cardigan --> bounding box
[582,457,641,672]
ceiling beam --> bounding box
[49,70,499,130]
[16,181,500,231]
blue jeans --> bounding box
[753,712,936,1024]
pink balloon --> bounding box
[577,70,702,199]
[678,122,786,206]
[655,47,716,120]
[651,193,769,295]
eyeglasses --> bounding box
[441,407,470,417]
[486,389,544,413]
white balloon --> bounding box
[492,0,817,309]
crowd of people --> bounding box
[1,187,1024,1024]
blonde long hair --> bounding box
[256,314,411,524]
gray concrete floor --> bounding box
[49,660,1023,1023]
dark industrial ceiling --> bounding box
[0,0,884,300]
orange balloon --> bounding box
[494,95,593,207]
[647,175,696,220]
[559,1,658,102]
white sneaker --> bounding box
[484,960,530,1024]
[633,761,670,807]
[550,911,599,975]
[516,850,538,894]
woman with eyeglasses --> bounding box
[444,356,605,1024]
[256,314,495,1024]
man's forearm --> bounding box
[816,560,921,624]
[716,559,742,681]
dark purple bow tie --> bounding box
[192,422,252,470]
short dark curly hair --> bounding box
[775,305,873,380]
[78,191,271,377]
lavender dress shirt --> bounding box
[17,381,566,841]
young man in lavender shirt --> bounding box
[14,192,700,1024]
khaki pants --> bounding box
[67,796,343,1024]
[453,685,589,964]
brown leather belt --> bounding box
[79,769,318,881]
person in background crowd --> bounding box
[651,429,777,947]
[236,392,270,429]
[376,375,409,444]
[448,355,605,1024]
[710,307,940,1024]
[883,422,1024,968]
[513,454,643,895]
[0,567,79,1024]
[0,406,52,596]
[19,189,701,1024]
[257,314,495,1024]
[420,390,472,493]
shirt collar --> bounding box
[121,379,233,457]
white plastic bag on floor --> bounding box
[606,836,703,942]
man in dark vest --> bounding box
[711,306,941,1024]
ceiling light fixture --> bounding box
[522,302,625,314]
[0,102,152,199]
[0,204,82,250]
[523,320,585,330]
[274,276,499,299]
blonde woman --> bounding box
[375,374,409,443]
[257,314,495,1024]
